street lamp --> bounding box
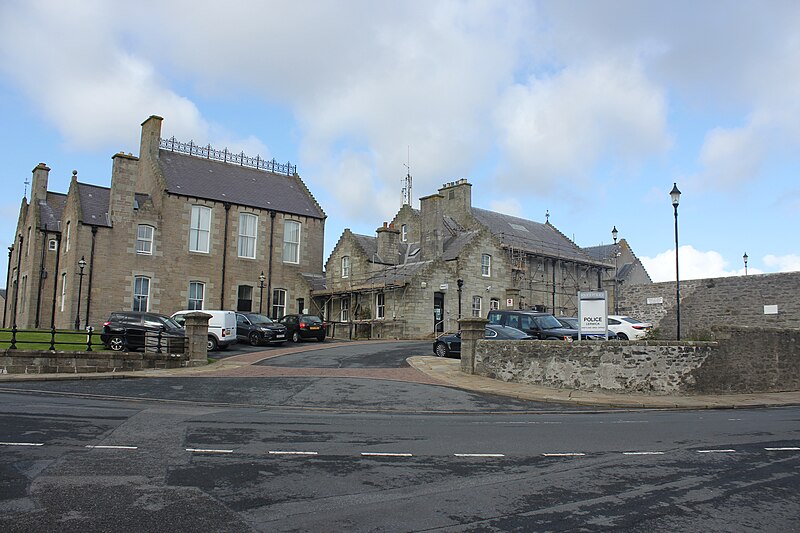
[743,252,748,275]
[670,183,681,340]
[457,278,464,320]
[258,271,266,314]
[611,226,619,314]
[74,256,86,330]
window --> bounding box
[272,288,286,318]
[490,298,500,310]
[283,220,300,263]
[341,298,350,322]
[20,275,27,307]
[48,239,57,251]
[189,205,211,253]
[471,296,482,317]
[401,224,408,242]
[60,273,67,312]
[188,281,204,310]
[237,285,253,312]
[238,213,257,258]
[341,256,350,278]
[137,225,154,255]
[65,221,71,252]
[481,254,492,277]
[376,293,385,319]
[26,227,31,256]
[133,276,150,311]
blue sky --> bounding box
[2,0,799,287]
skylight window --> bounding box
[509,223,529,232]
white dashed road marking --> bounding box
[0,442,44,446]
[186,448,234,454]
[361,452,413,457]
[765,447,800,451]
[697,449,737,453]
[268,451,319,456]
[542,453,586,457]
[623,451,665,455]
[85,445,138,450]
[454,453,505,458]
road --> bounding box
[1,341,798,532]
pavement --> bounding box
[2,340,800,409]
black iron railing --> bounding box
[159,137,296,175]
[0,327,186,354]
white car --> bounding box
[607,315,652,340]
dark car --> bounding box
[236,312,288,346]
[487,309,579,340]
[433,324,533,358]
[278,314,326,343]
[100,311,185,352]
[556,316,618,340]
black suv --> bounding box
[486,310,579,340]
[236,312,288,346]
[278,314,326,343]
[101,311,185,352]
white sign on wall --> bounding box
[506,298,514,308]
[764,305,779,315]
[578,291,608,338]
[647,297,664,305]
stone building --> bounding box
[4,116,326,330]
[314,179,631,339]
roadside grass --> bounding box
[0,329,108,352]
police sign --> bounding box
[578,291,608,338]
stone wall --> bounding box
[471,326,799,395]
[0,350,189,374]
[619,271,800,339]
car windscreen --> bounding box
[534,315,563,330]
[495,327,530,339]
[621,316,643,324]
[160,317,183,330]
[248,314,274,325]
[302,316,323,325]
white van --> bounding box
[171,310,238,351]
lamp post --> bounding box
[258,271,266,314]
[457,278,464,320]
[74,256,86,330]
[670,183,681,340]
[743,252,748,275]
[611,226,619,314]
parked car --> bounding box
[236,312,288,346]
[556,317,618,340]
[607,315,653,340]
[486,310,579,340]
[171,310,237,351]
[433,324,533,358]
[101,311,185,352]
[278,314,326,343]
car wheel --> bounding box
[616,332,628,340]
[207,336,218,352]
[291,331,301,343]
[434,342,448,358]
[249,332,261,346]
[108,336,125,352]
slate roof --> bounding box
[301,273,327,291]
[39,192,66,232]
[583,244,616,262]
[158,150,325,220]
[77,183,111,227]
[471,207,603,265]
[361,261,431,287]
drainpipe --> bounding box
[551,259,556,314]
[220,203,231,308]
[49,233,62,330]
[4,246,12,327]
[34,230,48,327]
[266,210,276,316]
[11,234,23,328]
[84,226,97,328]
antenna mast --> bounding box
[402,146,413,206]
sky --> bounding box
[1,0,799,288]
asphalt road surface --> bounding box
[1,341,798,532]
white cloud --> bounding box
[641,245,753,282]
[763,254,800,273]
[488,198,523,218]
[493,61,671,188]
